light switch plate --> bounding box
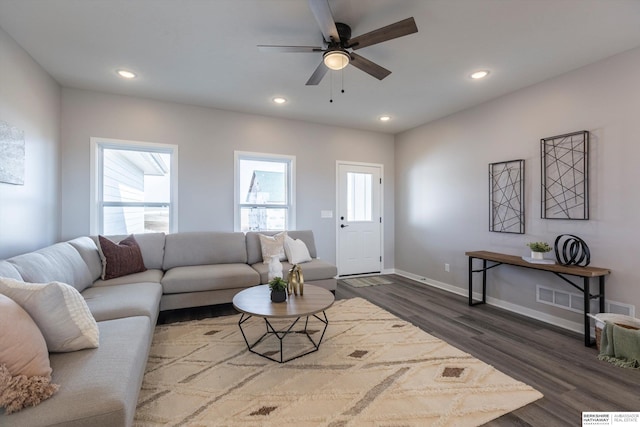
[321,210,333,218]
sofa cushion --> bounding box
[161,264,260,294]
[162,232,247,270]
[0,260,22,280]
[7,242,94,292]
[92,269,164,287]
[251,259,338,284]
[130,232,166,269]
[67,236,103,282]
[246,230,318,264]
[0,278,99,353]
[2,316,152,427]
[82,282,162,323]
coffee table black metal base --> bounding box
[237,311,329,363]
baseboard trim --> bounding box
[393,269,584,335]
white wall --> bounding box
[395,47,640,330]
[60,89,395,267]
[0,27,60,259]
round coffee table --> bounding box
[232,284,335,363]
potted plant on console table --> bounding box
[269,277,288,303]
[526,241,552,260]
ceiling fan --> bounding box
[258,0,418,85]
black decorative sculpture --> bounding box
[554,234,591,266]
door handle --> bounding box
[340,224,349,228]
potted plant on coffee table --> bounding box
[526,241,552,260]
[268,277,288,303]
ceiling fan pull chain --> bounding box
[341,68,345,94]
[329,70,334,103]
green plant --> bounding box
[268,277,288,292]
[527,242,552,253]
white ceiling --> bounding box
[1,0,640,134]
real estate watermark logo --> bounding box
[582,412,640,426]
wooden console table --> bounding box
[466,250,611,347]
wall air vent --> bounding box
[536,285,634,317]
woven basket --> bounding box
[594,313,640,351]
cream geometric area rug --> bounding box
[135,298,542,427]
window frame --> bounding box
[90,137,179,235]
[234,151,296,232]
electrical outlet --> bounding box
[445,263,450,272]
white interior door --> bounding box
[337,163,382,276]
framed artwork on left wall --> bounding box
[0,120,25,185]
[489,159,525,234]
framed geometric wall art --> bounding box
[489,159,525,234]
[541,130,589,220]
[0,120,26,185]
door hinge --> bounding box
[380,178,382,184]
[380,256,382,262]
[379,217,382,223]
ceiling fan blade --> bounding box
[308,0,339,42]
[349,52,391,80]
[306,61,329,85]
[258,45,324,53]
[348,17,418,50]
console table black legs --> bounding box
[468,257,502,306]
[466,251,610,347]
[580,276,605,346]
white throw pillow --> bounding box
[0,278,99,352]
[284,235,312,264]
[259,231,288,263]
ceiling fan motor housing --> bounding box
[335,23,352,46]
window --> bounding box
[235,151,295,232]
[91,138,178,235]
[347,172,373,221]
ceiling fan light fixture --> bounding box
[323,50,350,71]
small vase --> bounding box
[270,290,287,303]
[531,251,544,260]
[267,256,283,282]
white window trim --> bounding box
[234,150,296,232]
[90,137,179,235]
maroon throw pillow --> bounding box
[98,235,147,280]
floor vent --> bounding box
[536,285,634,317]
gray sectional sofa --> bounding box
[0,230,336,426]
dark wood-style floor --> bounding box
[158,274,640,426]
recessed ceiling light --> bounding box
[379,115,391,122]
[470,70,489,80]
[116,69,137,79]
[272,97,287,104]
